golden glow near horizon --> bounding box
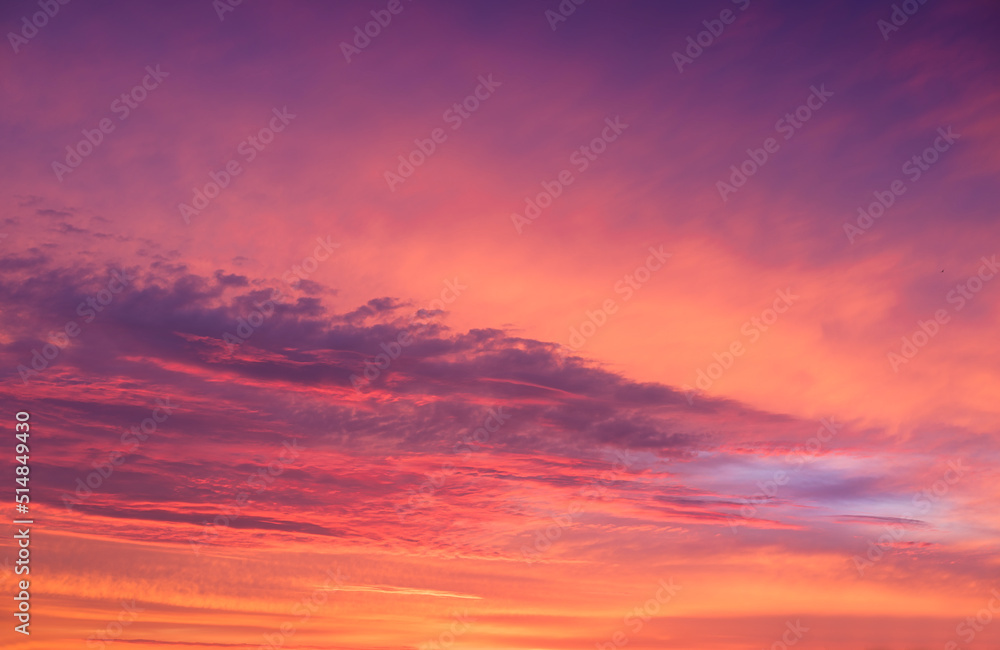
[2,0,999,648]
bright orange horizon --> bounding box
[2,0,1000,648]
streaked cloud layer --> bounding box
[1,0,999,648]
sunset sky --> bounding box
[2,0,1000,648]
